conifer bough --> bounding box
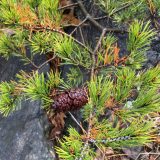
[52,87,88,112]
[0,0,160,158]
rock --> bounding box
[0,56,55,160]
[146,51,159,65]
[0,101,54,160]
[122,146,143,160]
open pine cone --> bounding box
[52,87,88,112]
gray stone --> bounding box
[0,56,55,160]
[0,101,54,160]
[122,146,143,160]
[146,51,158,64]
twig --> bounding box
[58,0,87,10]
[107,153,128,159]
[77,141,89,160]
[110,2,133,16]
[76,26,107,160]
[135,152,160,160]
[93,64,114,71]
[37,55,56,69]
[94,2,133,20]
[68,112,87,134]
[94,64,108,71]
[94,15,108,21]
[93,29,107,53]
[58,2,79,10]
[25,56,39,69]
[79,27,85,45]
[78,0,103,31]
[76,27,108,160]
[70,17,88,35]
[9,44,39,69]
[77,0,127,33]
[77,112,93,160]
[155,155,160,160]
[91,28,107,79]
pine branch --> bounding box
[77,112,94,160]
[91,28,107,79]
[0,1,160,158]
[94,2,133,20]
[77,0,127,33]
[76,27,108,160]
[25,25,93,56]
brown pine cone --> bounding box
[52,87,88,112]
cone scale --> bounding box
[52,87,88,112]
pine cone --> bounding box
[52,87,88,112]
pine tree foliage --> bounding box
[0,71,61,116]
[89,118,155,148]
[136,66,160,89]
[54,35,91,68]
[0,0,62,27]
[56,100,156,159]
[113,67,135,102]
[55,128,95,160]
[87,76,113,116]
[66,67,84,88]
[118,66,160,119]
[30,32,55,55]
[98,34,117,66]
[96,0,160,23]
[0,0,159,159]
[0,81,22,116]
[126,21,156,69]
[0,30,27,59]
